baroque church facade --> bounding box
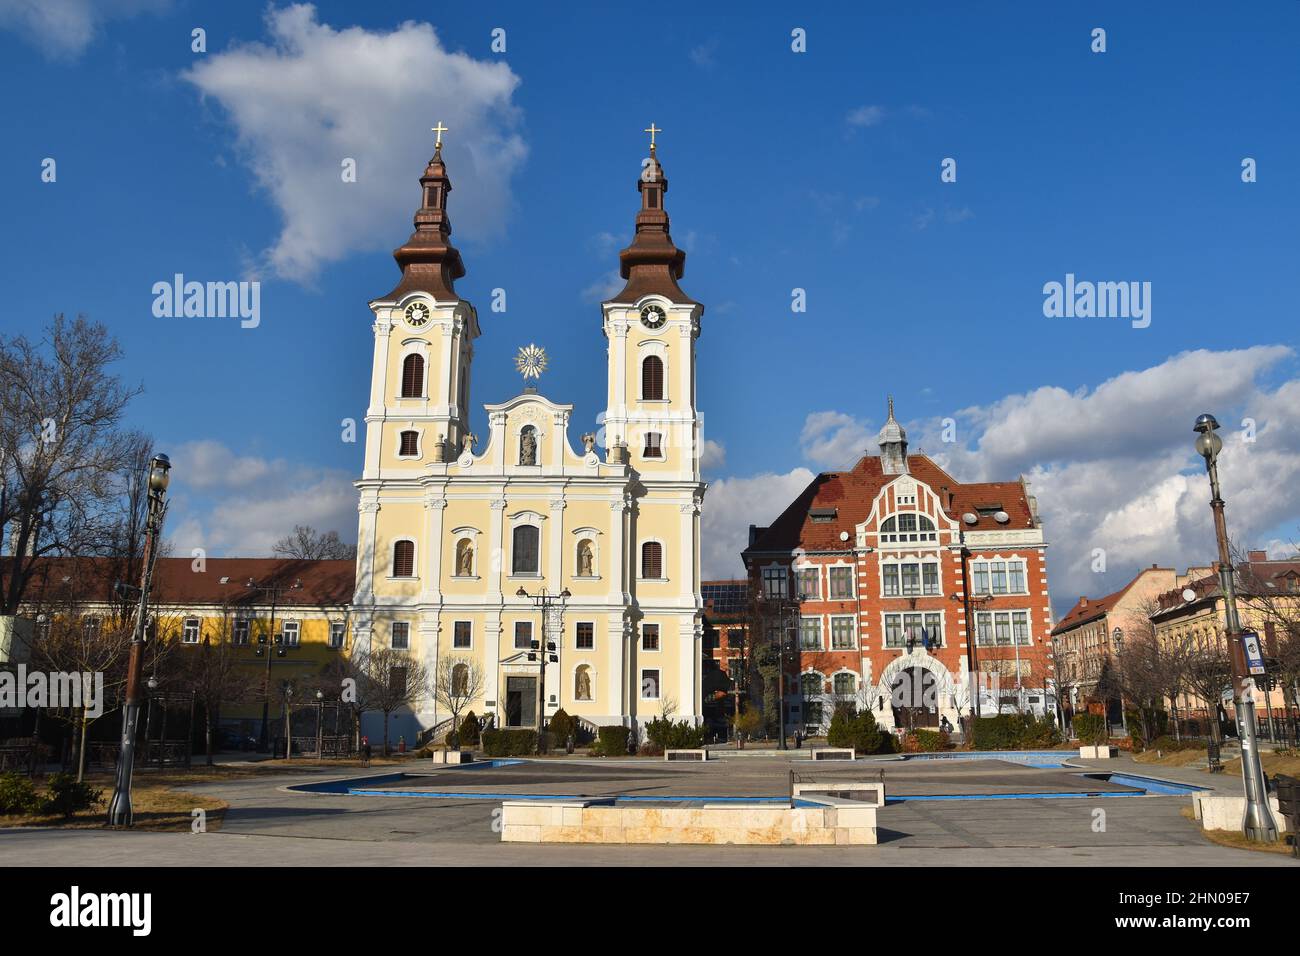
[351,137,705,742]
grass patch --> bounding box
[1133,749,1209,768]
[0,775,228,832]
[1219,752,1300,779]
[1179,806,1295,856]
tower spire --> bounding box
[383,127,465,301]
[611,128,696,305]
[878,396,909,474]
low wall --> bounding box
[1192,793,1289,833]
[792,780,886,806]
[430,750,473,765]
[500,797,877,846]
[811,748,855,761]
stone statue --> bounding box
[520,426,537,466]
[581,432,596,454]
[461,431,477,454]
[577,540,594,577]
[456,540,474,576]
[576,667,591,701]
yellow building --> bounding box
[351,138,706,742]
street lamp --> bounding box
[223,576,303,750]
[1112,626,1127,735]
[316,689,325,759]
[1193,412,1277,842]
[283,684,293,760]
[516,586,569,752]
[107,453,171,827]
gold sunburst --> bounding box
[515,343,548,382]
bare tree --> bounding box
[1183,627,1233,746]
[433,656,486,747]
[349,645,429,755]
[0,315,143,614]
[272,525,357,561]
[176,610,258,766]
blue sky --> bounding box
[2,1,1298,613]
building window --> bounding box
[576,622,594,651]
[884,613,942,649]
[643,431,663,458]
[879,513,937,544]
[391,622,409,650]
[400,353,424,398]
[883,561,940,596]
[800,672,823,697]
[232,618,250,646]
[972,560,1027,596]
[641,541,663,579]
[641,355,665,400]
[642,624,660,651]
[796,567,819,599]
[830,616,856,649]
[453,621,472,649]
[512,525,540,575]
[799,618,822,650]
[393,540,415,577]
[328,621,345,649]
[641,669,661,699]
[833,672,856,697]
[182,617,201,644]
[398,430,419,457]
[515,620,533,650]
[282,620,300,647]
[762,566,788,598]
[975,611,1031,646]
[828,566,853,599]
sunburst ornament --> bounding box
[515,343,548,384]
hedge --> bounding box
[481,729,538,757]
[827,705,895,754]
[592,724,631,757]
[972,714,1060,750]
[904,729,949,753]
[645,717,706,750]
[1071,714,1107,746]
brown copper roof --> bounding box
[381,144,465,301]
[610,148,699,306]
[9,557,356,610]
[743,453,1034,557]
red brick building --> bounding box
[741,401,1055,736]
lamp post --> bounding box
[1112,626,1127,735]
[1193,413,1277,842]
[516,586,569,753]
[316,689,325,759]
[282,684,293,760]
[107,453,171,827]
[223,576,302,750]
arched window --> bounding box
[641,355,664,400]
[879,513,937,543]
[398,430,419,456]
[641,541,663,579]
[574,664,593,701]
[833,672,856,697]
[512,525,540,575]
[800,672,824,697]
[451,662,469,697]
[392,540,415,577]
[401,353,424,398]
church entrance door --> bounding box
[505,676,537,728]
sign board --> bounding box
[1241,630,1266,676]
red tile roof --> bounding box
[743,454,1035,556]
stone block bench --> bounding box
[664,749,709,761]
[811,747,855,761]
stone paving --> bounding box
[1,752,1293,866]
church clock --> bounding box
[404,301,431,329]
[639,304,667,330]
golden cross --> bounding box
[644,122,661,151]
[431,122,449,148]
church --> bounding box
[350,130,706,744]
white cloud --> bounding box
[581,271,623,304]
[183,4,525,283]
[845,105,885,129]
[0,0,166,59]
[165,439,356,557]
[699,438,726,472]
[799,410,872,469]
[702,469,815,579]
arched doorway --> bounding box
[891,666,939,731]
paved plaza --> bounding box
[1,754,1293,866]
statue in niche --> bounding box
[575,667,592,701]
[577,540,594,577]
[456,539,474,576]
[519,426,537,465]
[461,431,477,454]
[581,432,596,454]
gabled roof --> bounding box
[742,453,1034,557]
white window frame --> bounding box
[390,621,410,650]
[514,620,534,651]
[793,564,821,600]
[575,621,596,651]
[328,620,345,649]
[761,563,789,599]
[881,611,943,649]
[452,620,473,650]
[639,538,667,581]
[640,668,661,700]
[396,341,430,401]
[637,339,670,403]
[232,617,250,646]
[182,617,201,644]
[641,622,661,652]
[508,511,545,578]
[878,512,938,545]
[829,615,857,650]
[282,619,301,647]
[974,609,1032,647]
[396,427,423,460]
[827,563,855,600]
[799,616,823,650]
[970,557,1029,596]
[390,536,418,579]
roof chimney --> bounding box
[1079,597,1088,607]
[1247,550,1268,562]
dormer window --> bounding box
[879,513,936,543]
[809,508,837,523]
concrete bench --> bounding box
[793,780,885,806]
[1078,745,1117,759]
[811,747,855,761]
[664,749,709,761]
[430,749,474,764]
[1192,793,1289,833]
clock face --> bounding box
[404,302,431,328]
[639,304,667,330]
